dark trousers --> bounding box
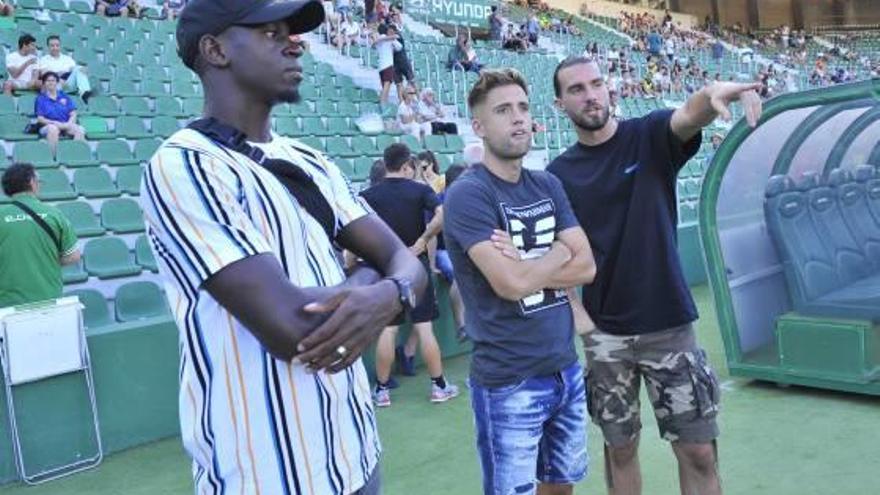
[431,122,458,135]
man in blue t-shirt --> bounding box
[34,71,85,155]
[444,68,596,495]
[548,57,762,495]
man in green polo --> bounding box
[0,163,80,308]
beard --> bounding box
[485,134,531,161]
[277,87,302,104]
[569,103,611,131]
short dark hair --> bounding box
[445,164,466,187]
[383,143,412,172]
[377,24,388,35]
[2,163,37,196]
[46,34,60,45]
[553,56,596,97]
[417,150,439,175]
[467,68,529,112]
[40,71,59,83]
[18,34,36,49]
[369,159,386,186]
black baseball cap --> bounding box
[176,0,325,69]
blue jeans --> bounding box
[435,249,454,283]
[470,362,588,495]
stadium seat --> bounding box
[120,97,154,117]
[115,281,168,322]
[81,115,115,140]
[375,134,396,152]
[326,136,355,157]
[172,80,198,97]
[66,288,114,329]
[83,237,140,279]
[0,95,16,115]
[135,235,158,272]
[337,100,359,117]
[62,260,89,284]
[141,78,167,97]
[351,136,378,157]
[327,117,351,136]
[36,169,76,201]
[830,167,880,269]
[116,166,143,195]
[97,140,138,166]
[87,96,120,117]
[151,116,180,137]
[0,115,38,141]
[70,0,93,14]
[399,134,422,152]
[424,135,448,153]
[134,138,162,162]
[116,116,151,139]
[74,168,119,198]
[16,94,36,116]
[156,96,185,117]
[445,134,465,153]
[57,140,98,168]
[300,136,324,152]
[302,117,329,136]
[109,77,139,97]
[275,117,300,136]
[101,198,145,233]
[57,201,104,237]
[14,141,56,168]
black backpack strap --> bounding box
[12,200,62,253]
[186,118,338,241]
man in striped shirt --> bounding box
[141,0,428,493]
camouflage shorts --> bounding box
[583,324,720,447]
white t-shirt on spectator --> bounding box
[397,101,416,124]
[375,38,400,70]
[38,54,77,76]
[6,51,37,85]
[416,101,442,122]
[341,21,359,37]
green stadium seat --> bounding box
[141,66,169,82]
[62,260,89,284]
[0,95,16,115]
[275,117,300,136]
[135,235,158,272]
[132,51,157,68]
[353,157,375,182]
[87,96,119,117]
[14,141,56,168]
[57,201,104,237]
[445,134,465,153]
[16,94,37,116]
[181,97,203,117]
[115,281,168,322]
[151,116,180,137]
[156,96,185,117]
[66,288,114,329]
[351,136,378,157]
[326,136,355,158]
[0,115,38,141]
[334,158,354,177]
[399,134,422,153]
[57,140,97,168]
[37,169,76,201]
[375,134,396,152]
[97,140,137,166]
[83,237,140,279]
[134,138,161,162]
[120,97,153,117]
[424,135,447,153]
[315,100,335,116]
[302,117,328,136]
[81,116,115,140]
[101,198,145,233]
[299,86,319,100]
[327,117,351,136]
[116,166,142,195]
[74,168,119,198]
[109,77,139,97]
[172,80,198,97]
[116,116,151,139]
[70,0,93,14]
[337,100,358,117]
[141,78,167,97]
[300,136,324,152]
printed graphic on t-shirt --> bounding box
[500,199,570,315]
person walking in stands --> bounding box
[0,163,80,308]
[373,23,400,104]
[38,35,94,104]
[444,68,596,495]
[4,34,41,96]
[360,143,459,407]
[141,0,429,492]
[35,71,86,156]
[549,56,762,495]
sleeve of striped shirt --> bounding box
[320,155,370,230]
[142,146,273,285]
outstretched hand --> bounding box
[705,81,763,128]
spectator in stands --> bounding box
[35,71,86,156]
[96,0,140,17]
[4,34,41,96]
[417,88,458,135]
[397,85,429,139]
[360,143,458,407]
[335,0,351,17]
[502,24,527,52]
[373,23,400,104]
[0,163,80,309]
[335,12,360,52]
[461,142,483,166]
[163,0,186,20]
[647,28,663,57]
[488,6,503,41]
[416,150,444,193]
[0,1,14,17]
[448,31,482,74]
[712,38,724,61]
[526,12,540,44]
[388,19,417,95]
[38,35,94,104]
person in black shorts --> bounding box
[360,143,460,407]
[548,56,762,495]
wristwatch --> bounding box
[387,277,417,313]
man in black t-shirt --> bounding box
[548,57,762,495]
[360,143,459,407]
